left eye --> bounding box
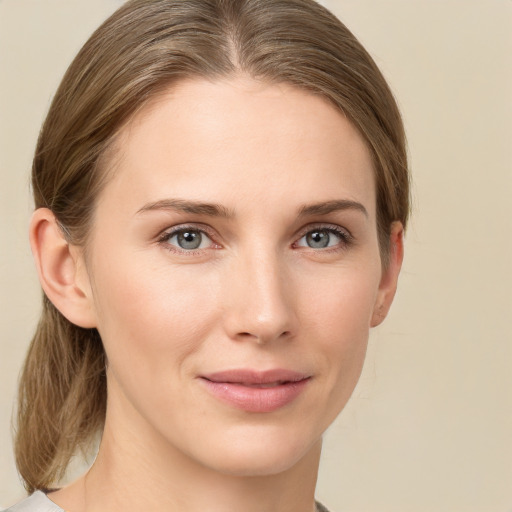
[296,228,347,249]
[164,229,213,251]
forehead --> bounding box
[101,77,376,219]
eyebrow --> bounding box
[136,198,234,218]
[136,198,367,219]
[298,199,368,218]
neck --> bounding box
[85,431,321,512]
[50,385,322,512]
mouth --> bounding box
[232,381,293,388]
[199,369,311,413]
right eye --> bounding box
[160,227,215,252]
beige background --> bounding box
[1,0,511,510]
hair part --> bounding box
[16,0,409,492]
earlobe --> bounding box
[29,208,97,328]
[370,221,404,327]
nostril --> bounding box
[235,332,261,341]
[234,330,291,343]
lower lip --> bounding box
[200,378,310,413]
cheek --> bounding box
[298,260,380,337]
[297,262,380,385]
[89,252,222,379]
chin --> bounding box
[193,425,323,477]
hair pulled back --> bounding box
[15,0,409,492]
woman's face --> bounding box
[79,78,401,476]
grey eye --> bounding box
[296,227,348,250]
[178,231,202,249]
[305,230,331,248]
[169,230,209,250]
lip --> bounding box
[199,369,311,413]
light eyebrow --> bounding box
[298,199,368,218]
[136,198,234,218]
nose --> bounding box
[222,249,297,344]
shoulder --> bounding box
[3,491,64,512]
[5,493,329,512]
[315,501,333,512]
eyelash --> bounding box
[157,223,354,255]
[294,224,354,252]
[157,224,219,255]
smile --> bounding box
[199,369,311,413]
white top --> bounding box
[4,492,63,511]
[5,491,331,512]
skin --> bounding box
[31,77,403,512]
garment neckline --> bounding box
[31,489,329,512]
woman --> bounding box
[8,0,409,510]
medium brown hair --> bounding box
[15,0,409,493]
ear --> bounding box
[29,208,97,328]
[370,221,404,327]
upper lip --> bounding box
[200,369,310,385]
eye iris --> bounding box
[177,231,202,250]
[306,230,330,248]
